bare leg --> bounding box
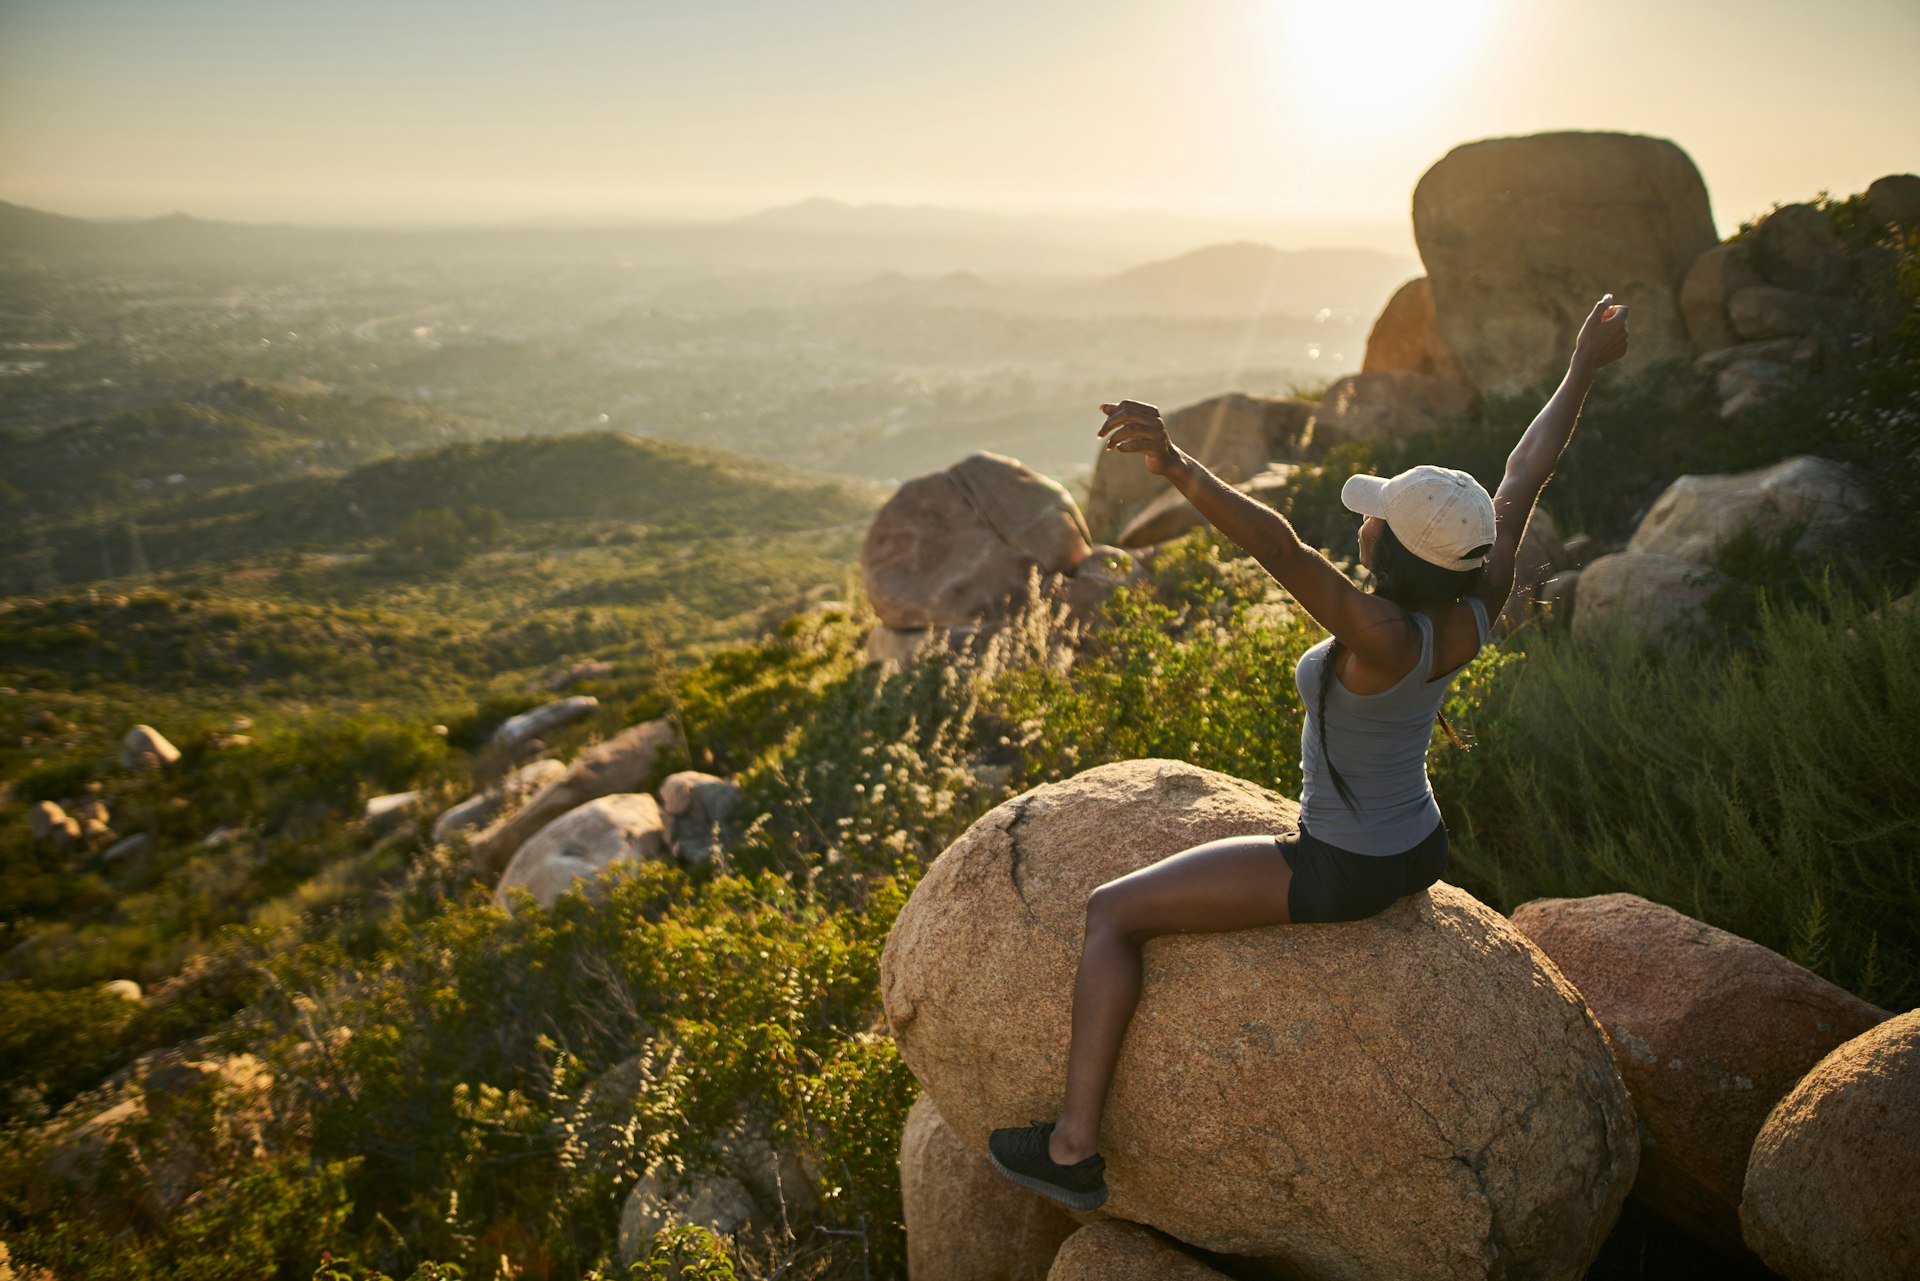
[1048,834,1294,1165]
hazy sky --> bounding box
[2,0,1916,252]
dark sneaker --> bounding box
[986,1119,1109,1211]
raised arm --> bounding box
[1098,401,1407,664]
[1475,295,1631,615]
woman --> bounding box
[985,294,1631,1211]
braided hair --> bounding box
[1317,522,1490,813]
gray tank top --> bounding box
[1293,595,1490,855]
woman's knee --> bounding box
[1085,881,1155,943]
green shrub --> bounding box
[1437,582,1920,1008]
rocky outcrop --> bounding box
[469,720,677,883]
[1570,552,1724,648]
[1306,371,1475,445]
[491,695,599,755]
[1865,173,1920,233]
[1085,396,1312,543]
[120,725,181,771]
[658,771,741,868]
[1625,455,1869,565]
[547,658,614,691]
[864,452,1093,631]
[1413,132,1716,396]
[1362,277,1468,384]
[432,758,568,844]
[1116,467,1296,549]
[900,1093,1078,1281]
[881,759,1636,1281]
[1741,1009,1920,1281]
[1509,894,1887,1257]
[1048,1222,1231,1281]
[493,793,668,912]
[33,1045,277,1238]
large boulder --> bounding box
[1679,243,1762,353]
[1084,396,1313,543]
[1362,277,1469,384]
[120,725,181,771]
[1413,132,1717,396]
[900,1093,1079,1281]
[1048,1222,1232,1281]
[469,720,677,883]
[1509,894,1887,1257]
[1625,455,1870,566]
[864,452,1093,630]
[1865,173,1920,233]
[1740,1009,1920,1281]
[1571,552,1725,648]
[1306,370,1475,445]
[1744,203,1847,296]
[491,695,599,755]
[1727,285,1846,342]
[493,793,668,912]
[881,760,1637,1281]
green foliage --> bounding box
[621,1224,738,1280]
[384,505,507,566]
[1436,583,1920,1008]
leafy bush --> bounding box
[1436,583,1920,1008]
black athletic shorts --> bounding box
[1275,819,1449,924]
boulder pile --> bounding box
[1574,455,1868,646]
[1510,894,1888,1258]
[1084,395,1313,543]
[882,760,1637,1281]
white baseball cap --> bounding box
[1341,465,1497,571]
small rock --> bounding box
[101,980,143,1003]
[546,659,615,691]
[119,725,181,771]
[101,832,153,864]
[363,791,422,822]
[27,801,69,842]
[658,771,741,869]
[617,1167,758,1267]
[1049,1221,1233,1281]
[491,696,599,755]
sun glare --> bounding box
[1266,0,1500,134]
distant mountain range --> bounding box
[0,197,1415,296]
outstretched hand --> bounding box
[1573,293,1630,373]
[1097,400,1180,476]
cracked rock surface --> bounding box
[880,759,1637,1281]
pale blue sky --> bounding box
[2,0,1916,250]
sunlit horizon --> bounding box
[3,0,1917,255]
